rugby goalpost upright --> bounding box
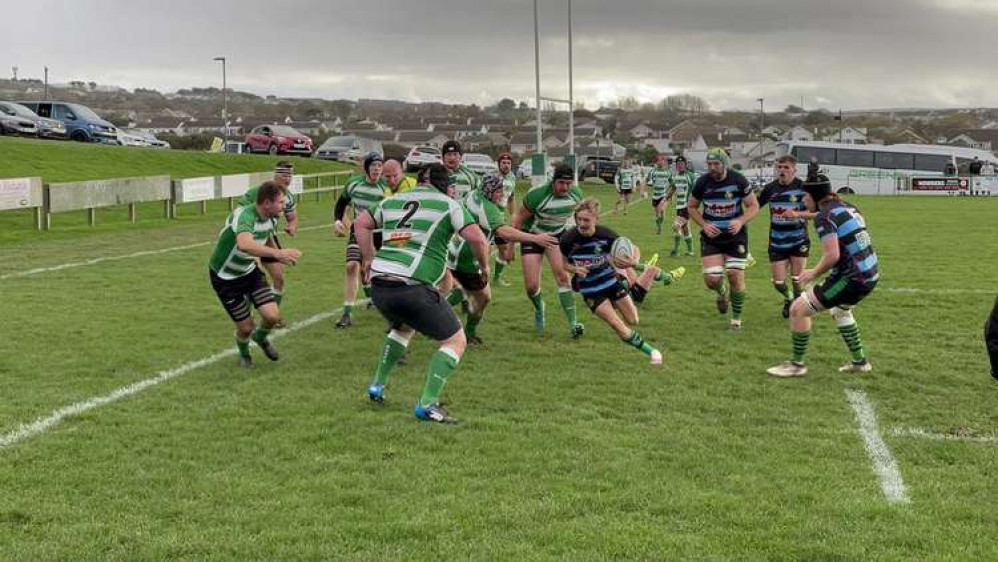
[532,0,575,187]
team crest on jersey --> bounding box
[725,191,734,199]
[790,195,798,203]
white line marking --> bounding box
[0,302,356,451]
[845,388,911,504]
[889,426,998,444]
[0,223,332,280]
[885,287,995,295]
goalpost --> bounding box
[532,0,576,186]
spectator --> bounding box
[968,156,983,176]
[944,161,957,176]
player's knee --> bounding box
[789,297,811,319]
[443,329,467,355]
[830,306,855,327]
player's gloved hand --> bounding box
[277,248,301,266]
[334,220,347,236]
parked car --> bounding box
[0,103,39,136]
[0,101,66,139]
[579,156,620,184]
[315,135,360,161]
[517,159,554,179]
[117,128,170,149]
[15,101,118,143]
[462,153,499,175]
[403,146,443,172]
[244,124,313,156]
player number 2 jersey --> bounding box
[369,187,474,285]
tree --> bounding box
[518,101,529,110]
[618,96,640,111]
[784,104,805,114]
[659,94,710,115]
[496,98,516,113]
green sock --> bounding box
[731,290,746,320]
[235,333,251,359]
[655,215,664,228]
[273,290,284,306]
[558,288,578,327]
[838,322,866,363]
[494,257,506,281]
[773,281,791,300]
[624,330,655,357]
[672,234,681,252]
[465,312,483,337]
[684,236,693,252]
[343,302,354,317]
[362,285,372,299]
[420,348,460,407]
[374,332,409,385]
[447,288,466,307]
[251,326,271,345]
[650,269,674,285]
[791,330,810,363]
[529,291,544,311]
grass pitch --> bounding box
[0,181,995,560]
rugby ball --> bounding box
[610,236,640,268]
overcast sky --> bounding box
[4,0,998,111]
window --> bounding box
[0,105,13,116]
[835,149,875,168]
[35,103,52,118]
[792,146,835,166]
[52,104,74,120]
[914,154,951,172]
[875,151,915,170]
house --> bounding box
[429,123,488,138]
[350,130,399,143]
[784,126,815,142]
[396,131,449,149]
[761,125,783,138]
[947,129,998,152]
[821,127,868,144]
[729,139,778,169]
[509,133,566,155]
[627,121,672,139]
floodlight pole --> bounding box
[214,56,227,138]
[44,66,49,99]
[568,0,575,178]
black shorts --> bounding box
[617,188,633,195]
[346,223,382,263]
[676,208,690,219]
[494,234,509,246]
[652,197,665,209]
[813,275,877,310]
[451,268,487,292]
[701,231,749,259]
[370,277,462,341]
[986,297,998,379]
[209,268,275,322]
[581,282,629,313]
[521,239,550,256]
[768,242,810,262]
[261,233,282,264]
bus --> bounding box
[774,141,998,195]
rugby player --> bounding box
[512,163,586,337]
[333,152,386,328]
[441,140,480,200]
[613,157,637,215]
[646,153,672,234]
[757,154,814,318]
[356,164,489,423]
[767,173,879,377]
[560,198,683,364]
[492,152,518,286]
[441,173,558,344]
[688,148,760,330]
[208,181,301,368]
[664,155,697,257]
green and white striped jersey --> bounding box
[448,190,506,274]
[448,164,481,200]
[341,173,387,215]
[238,184,297,227]
[369,187,474,285]
[614,167,637,190]
[208,205,275,280]
[521,182,584,235]
[645,166,672,199]
[499,171,517,208]
[670,170,697,210]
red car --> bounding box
[244,124,313,156]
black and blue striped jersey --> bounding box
[815,201,879,286]
[758,178,810,251]
[559,225,620,295]
[691,170,752,242]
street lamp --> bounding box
[213,56,227,139]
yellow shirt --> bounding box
[387,175,417,195]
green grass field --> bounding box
[1,167,996,559]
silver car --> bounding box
[0,101,40,136]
